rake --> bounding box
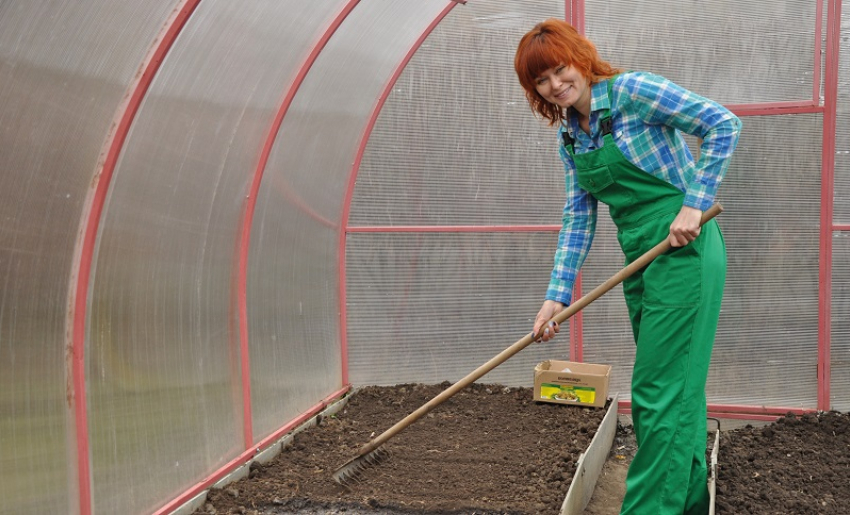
[333,204,723,485]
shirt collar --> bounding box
[589,80,611,113]
[562,79,612,139]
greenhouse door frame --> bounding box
[566,0,844,419]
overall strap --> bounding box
[561,126,575,154]
[599,74,620,137]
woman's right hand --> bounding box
[532,300,564,342]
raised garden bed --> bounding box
[716,411,850,514]
[195,383,611,514]
[190,383,850,515]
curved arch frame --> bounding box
[66,3,203,514]
[235,0,362,453]
[155,1,466,513]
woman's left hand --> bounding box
[668,206,703,247]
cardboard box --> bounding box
[534,360,611,408]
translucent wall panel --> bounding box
[87,1,349,512]
[830,0,850,411]
[833,233,850,411]
[0,1,180,513]
[350,0,567,227]
[248,0,453,438]
[347,0,566,387]
[585,0,821,104]
[833,1,850,225]
[583,115,823,408]
[347,232,568,386]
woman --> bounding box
[514,19,740,515]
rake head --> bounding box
[332,447,391,485]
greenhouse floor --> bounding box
[586,412,850,514]
[193,386,850,515]
[196,383,608,514]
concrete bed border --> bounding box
[560,393,620,515]
[560,400,722,515]
[708,427,720,515]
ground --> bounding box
[714,411,850,514]
[582,425,634,515]
[196,384,850,515]
[197,383,607,514]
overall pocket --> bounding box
[643,237,703,307]
[577,164,614,194]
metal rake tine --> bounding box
[365,448,388,465]
[332,448,391,485]
[334,463,365,486]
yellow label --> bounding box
[540,383,595,403]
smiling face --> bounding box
[515,20,620,125]
[534,64,591,115]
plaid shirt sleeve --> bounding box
[546,135,597,306]
[621,72,742,211]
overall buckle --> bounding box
[600,117,613,136]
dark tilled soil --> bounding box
[716,411,850,514]
[196,384,850,515]
[197,383,608,515]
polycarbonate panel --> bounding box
[582,115,824,407]
[87,1,349,513]
[0,1,180,513]
[833,1,850,224]
[346,232,569,386]
[248,0,453,439]
[350,0,566,227]
[832,233,850,411]
[830,1,850,411]
[585,0,820,104]
[345,0,566,388]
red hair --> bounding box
[514,19,621,125]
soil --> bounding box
[196,383,608,515]
[715,411,850,514]
[195,384,850,515]
[583,411,850,515]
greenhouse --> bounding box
[1,0,848,513]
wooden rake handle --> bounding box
[354,203,723,457]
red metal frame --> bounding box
[817,0,842,411]
[339,1,462,388]
[347,224,560,233]
[237,0,360,451]
[567,2,585,364]
[570,0,585,35]
[570,274,583,362]
[564,0,843,417]
[726,101,823,117]
[618,400,815,421]
[66,3,203,514]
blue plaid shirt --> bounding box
[547,71,741,305]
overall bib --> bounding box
[564,79,726,514]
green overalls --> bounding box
[563,78,726,515]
